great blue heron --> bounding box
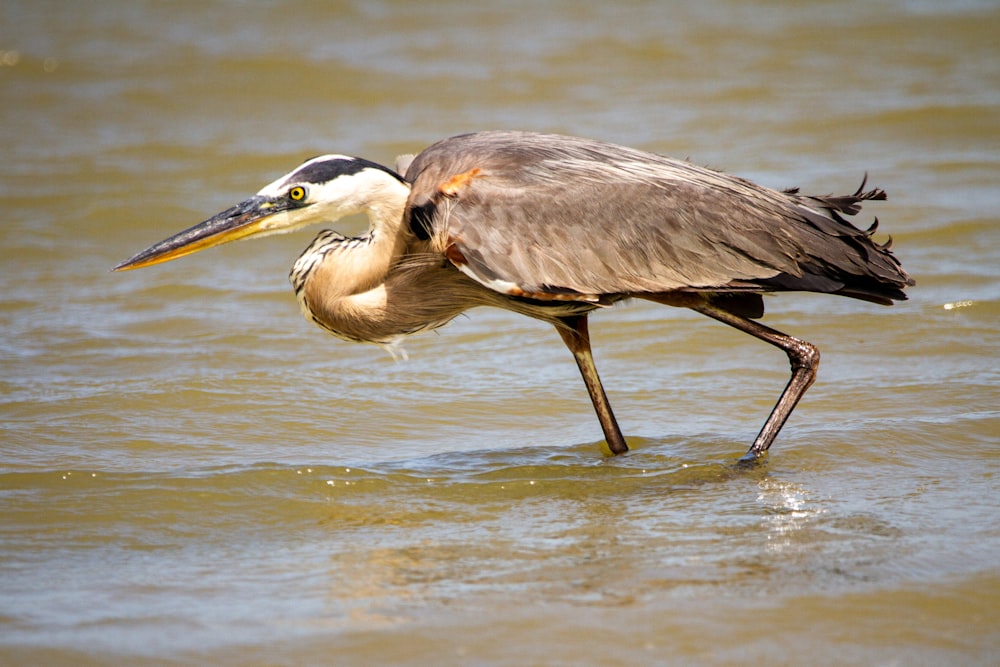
[114,131,913,460]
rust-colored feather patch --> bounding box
[438,168,482,197]
[444,242,468,266]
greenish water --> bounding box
[2,1,998,665]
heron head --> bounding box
[113,155,408,271]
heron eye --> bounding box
[288,185,308,203]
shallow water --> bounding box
[2,1,999,665]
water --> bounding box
[2,1,998,664]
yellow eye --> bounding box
[289,186,307,202]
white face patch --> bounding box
[245,156,411,239]
[256,154,357,198]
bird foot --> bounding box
[735,449,767,468]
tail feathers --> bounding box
[778,176,914,302]
[753,260,911,306]
[808,174,887,216]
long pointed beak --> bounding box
[112,195,284,271]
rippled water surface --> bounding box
[2,1,998,665]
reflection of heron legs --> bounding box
[692,302,820,461]
[555,315,630,455]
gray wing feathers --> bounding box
[404,131,911,303]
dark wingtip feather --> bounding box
[812,174,887,217]
[853,173,888,202]
[771,174,914,304]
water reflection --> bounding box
[757,479,822,555]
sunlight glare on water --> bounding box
[1,1,998,665]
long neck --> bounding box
[291,176,424,345]
[290,173,409,296]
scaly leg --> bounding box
[691,301,820,461]
[555,314,629,455]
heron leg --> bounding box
[555,314,629,455]
[691,302,820,462]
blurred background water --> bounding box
[1,1,998,665]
